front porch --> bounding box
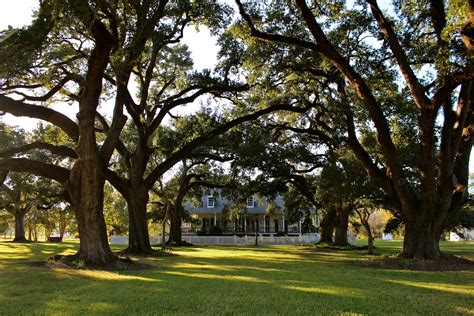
[182,213,319,236]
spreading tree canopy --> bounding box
[232,0,473,259]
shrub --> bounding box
[208,226,223,236]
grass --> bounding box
[0,239,473,315]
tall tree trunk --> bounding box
[64,27,117,265]
[59,213,66,242]
[402,219,440,259]
[319,211,335,244]
[167,170,190,245]
[161,204,169,250]
[32,224,37,242]
[125,188,153,254]
[68,170,116,265]
[363,222,374,255]
[13,211,27,242]
[334,210,349,246]
[28,222,32,241]
[168,205,183,245]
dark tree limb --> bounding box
[366,0,429,109]
[0,158,70,184]
[235,0,321,52]
[0,142,77,159]
[0,95,79,142]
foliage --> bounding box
[449,197,474,239]
[103,184,128,236]
[208,225,223,236]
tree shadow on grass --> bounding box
[0,241,78,264]
[1,243,473,315]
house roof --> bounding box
[184,193,315,214]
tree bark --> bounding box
[363,222,374,255]
[67,169,116,265]
[402,219,440,259]
[124,187,153,254]
[63,19,117,266]
[13,211,27,242]
[319,210,335,244]
[59,213,67,242]
[334,210,349,246]
[167,170,192,245]
[27,222,32,241]
[168,205,183,245]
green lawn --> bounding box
[0,239,473,315]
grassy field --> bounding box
[0,238,473,315]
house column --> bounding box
[214,212,217,227]
[244,215,247,233]
[282,214,285,233]
[299,219,302,236]
[263,215,266,233]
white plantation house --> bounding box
[182,190,319,237]
[110,190,321,246]
[449,229,474,241]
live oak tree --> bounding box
[0,173,36,242]
[0,0,182,265]
[0,0,315,261]
[165,157,234,245]
[352,198,387,255]
[0,124,29,242]
[103,18,312,253]
[315,148,380,247]
[234,0,473,259]
[211,122,323,235]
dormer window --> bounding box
[207,196,216,208]
[247,196,255,208]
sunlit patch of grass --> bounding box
[45,300,119,314]
[173,246,307,262]
[55,269,161,283]
[282,285,363,298]
[171,263,235,272]
[161,270,269,283]
[454,306,474,314]
[386,279,474,297]
[171,262,286,273]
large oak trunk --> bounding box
[319,211,335,243]
[73,193,115,265]
[68,155,116,265]
[65,24,117,266]
[168,206,183,245]
[334,210,349,246]
[124,187,153,254]
[401,220,440,259]
[13,211,27,242]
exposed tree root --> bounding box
[117,247,176,258]
[366,254,474,271]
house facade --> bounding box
[183,191,319,236]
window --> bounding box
[247,196,255,208]
[207,196,215,208]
